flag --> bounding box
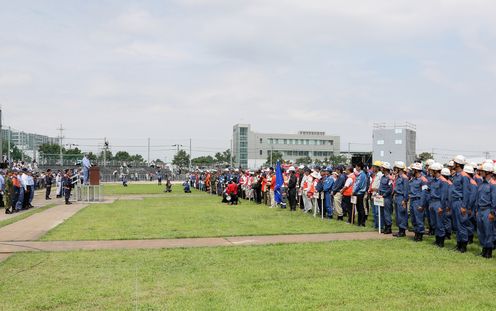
[274,160,283,204]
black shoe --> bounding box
[453,241,461,251]
[438,236,445,248]
[418,233,423,242]
[65,202,72,205]
[486,248,493,259]
[428,228,435,236]
[445,233,451,240]
[468,235,474,244]
[413,232,419,242]
[459,242,467,253]
[337,216,344,221]
[393,229,406,237]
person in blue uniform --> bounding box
[393,161,409,237]
[450,155,471,253]
[409,163,428,241]
[323,167,335,219]
[378,162,393,234]
[428,163,448,247]
[441,168,453,240]
[475,162,495,258]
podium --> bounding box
[76,166,104,202]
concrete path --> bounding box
[0,231,396,254]
[0,203,88,242]
[0,192,64,222]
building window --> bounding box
[380,150,384,157]
[283,139,287,144]
[329,140,334,145]
[377,140,384,145]
[260,150,263,155]
[395,140,402,145]
[395,129,403,134]
[260,138,263,144]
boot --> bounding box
[434,236,440,246]
[418,233,423,242]
[337,216,344,221]
[486,248,493,259]
[438,236,445,248]
[480,248,487,257]
[459,241,467,253]
[453,241,461,251]
[468,235,474,245]
[384,225,392,234]
[428,228,435,236]
[413,232,419,242]
[445,233,451,240]
[393,228,406,237]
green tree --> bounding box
[267,150,284,166]
[172,150,190,167]
[192,155,215,166]
[3,143,27,161]
[38,143,62,159]
[417,152,433,162]
[113,151,132,161]
[328,154,349,166]
[296,156,312,164]
[214,149,232,164]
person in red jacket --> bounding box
[226,180,238,205]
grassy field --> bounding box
[42,188,370,240]
[1,239,495,310]
[103,183,184,195]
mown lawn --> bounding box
[103,183,185,195]
[42,189,370,240]
[1,240,495,310]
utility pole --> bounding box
[7,126,11,162]
[147,137,150,164]
[57,124,64,166]
[189,138,192,170]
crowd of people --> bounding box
[187,155,496,259]
[1,163,83,213]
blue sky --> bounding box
[1,0,496,161]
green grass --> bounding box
[0,204,56,229]
[103,183,183,195]
[1,239,495,310]
[42,189,370,240]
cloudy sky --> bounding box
[1,0,496,161]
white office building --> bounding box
[372,122,416,166]
[232,124,340,168]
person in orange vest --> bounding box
[341,166,355,224]
[302,168,313,213]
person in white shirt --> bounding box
[82,154,91,185]
[26,171,35,207]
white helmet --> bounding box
[288,166,296,172]
[311,171,321,179]
[480,162,494,173]
[463,165,474,175]
[430,162,443,171]
[412,163,423,171]
[382,162,391,170]
[483,159,493,165]
[453,155,466,165]
[470,162,478,168]
[394,161,406,170]
[298,165,305,169]
[441,168,451,176]
[447,160,455,167]
[425,159,435,166]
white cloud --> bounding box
[0,72,32,87]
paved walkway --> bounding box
[0,191,62,222]
[0,203,88,242]
[0,231,396,254]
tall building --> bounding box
[372,122,416,166]
[232,124,340,168]
[1,128,59,160]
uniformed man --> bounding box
[475,162,495,258]
[450,155,471,253]
[63,170,73,205]
[409,163,428,241]
[45,169,53,200]
[463,165,478,244]
[428,163,448,247]
[369,161,383,230]
[378,162,393,234]
[393,161,409,237]
[323,167,335,219]
[441,168,453,240]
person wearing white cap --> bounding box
[409,162,429,242]
[428,163,448,247]
[450,155,471,253]
[440,167,454,240]
[378,162,393,234]
[475,162,495,258]
[463,165,478,245]
[302,168,314,213]
[310,171,321,216]
[287,167,298,211]
[393,161,409,237]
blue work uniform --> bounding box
[466,177,478,239]
[441,178,453,236]
[323,176,334,218]
[394,174,409,230]
[409,175,428,234]
[429,176,448,238]
[475,179,496,249]
[450,172,472,243]
[378,174,393,227]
